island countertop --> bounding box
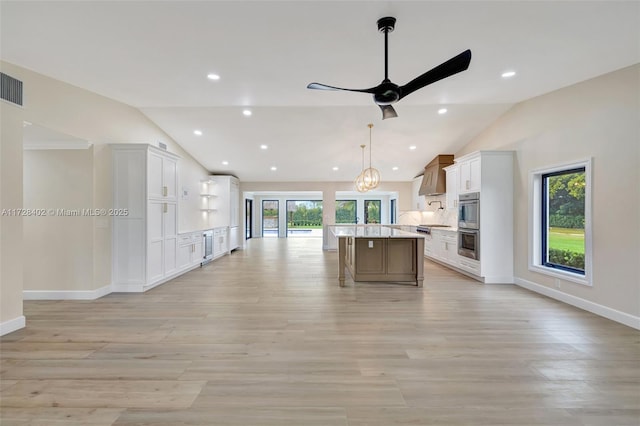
[329,225,425,239]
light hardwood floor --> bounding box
[1,237,639,425]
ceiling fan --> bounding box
[307,17,472,120]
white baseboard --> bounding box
[0,315,26,336]
[514,277,640,330]
[23,284,112,300]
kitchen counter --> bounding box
[330,225,424,288]
[330,225,425,239]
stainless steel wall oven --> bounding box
[458,192,480,260]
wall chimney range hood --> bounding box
[418,154,454,196]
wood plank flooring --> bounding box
[1,237,639,425]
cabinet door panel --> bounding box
[164,203,177,238]
[164,237,177,275]
[148,202,163,241]
[148,152,163,199]
[148,240,163,282]
[387,239,416,274]
[177,243,191,270]
[193,240,203,264]
[163,158,177,200]
[355,239,385,274]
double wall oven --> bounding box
[458,192,480,260]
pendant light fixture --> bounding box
[362,123,380,190]
[355,144,368,192]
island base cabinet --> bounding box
[355,239,385,274]
[343,237,423,287]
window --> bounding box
[530,159,592,285]
[335,200,356,224]
[364,200,381,224]
[390,199,397,224]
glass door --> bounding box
[262,200,279,238]
[245,199,253,240]
[364,200,381,224]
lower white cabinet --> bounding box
[177,231,204,271]
[213,227,229,258]
[229,226,239,251]
[424,229,482,278]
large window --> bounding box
[335,200,356,224]
[286,200,323,237]
[530,159,591,285]
[364,200,381,224]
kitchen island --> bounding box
[330,225,425,287]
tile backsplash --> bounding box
[398,195,458,227]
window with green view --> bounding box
[335,200,356,224]
[542,167,586,274]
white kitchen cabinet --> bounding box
[444,165,458,209]
[213,227,229,258]
[429,229,459,267]
[112,144,179,292]
[456,150,514,283]
[412,176,426,211]
[458,153,481,194]
[177,231,204,272]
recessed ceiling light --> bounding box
[332,166,339,171]
[438,108,448,114]
[243,109,252,116]
[193,130,202,136]
[222,161,229,165]
[260,144,268,150]
[409,145,417,150]
[392,166,399,171]
[501,70,516,78]
[207,73,220,80]
[270,166,277,171]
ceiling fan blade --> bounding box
[380,105,398,120]
[307,82,377,93]
[399,49,472,100]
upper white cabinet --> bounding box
[444,165,458,209]
[458,153,481,194]
[112,144,180,292]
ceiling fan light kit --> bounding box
[307,17,472,120]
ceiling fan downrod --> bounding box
[377,17,396,82]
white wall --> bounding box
[0,100,25,334]
[457,64,640,321]
[23,148,94,292]
[0,61,210,303]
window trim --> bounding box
[529,158,592,286]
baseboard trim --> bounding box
[514,277,640,330]
[23,284,112,300]
[0,315,26,336]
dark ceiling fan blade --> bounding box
[380,105,398,120]
[399,49,472,100]
[307,82,378,93]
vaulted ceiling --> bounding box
[2,1,638,181]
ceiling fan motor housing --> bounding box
[377,16,396,32]
[373,81,401,105]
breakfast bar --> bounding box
[330,225,425,287]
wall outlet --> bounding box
[368,240,374,248]
[554,278,561,289]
